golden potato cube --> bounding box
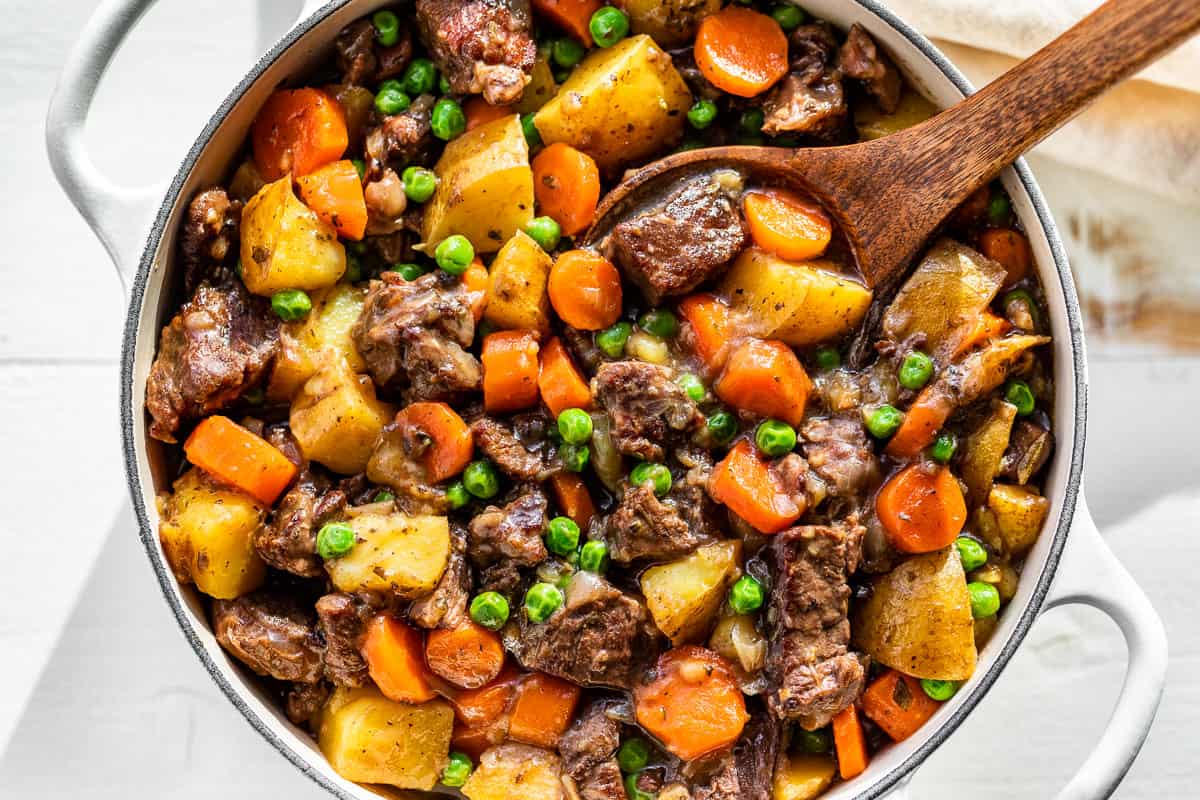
[641,541,741,645]
[462,744,564,800]
[484,231,554,335]
[421,114,533,253]
[318,686,453,789]
[268,283,367,401]
[855,89,939,141]
[158,468,266,600]
[720,248,873,347]
[326,511,451,598]
[290,357,395,474]
[516,57,557,115]
[240,175,346,295]
[534,35,692,172]
[988,483,1050,555]
[620,0,722,47]
[774,753,837,800]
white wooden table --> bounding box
[0,2,1196,797]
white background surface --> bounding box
[0,1,1196,798]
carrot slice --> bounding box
[715,338,812,427]
[862,670,942,742]
[508,672,581,749]
[183,415,298,505]
[425,622,506,689]
[448,663,522,727]
[679,293,734,374]
[251,88,348,181]
[532,143,601,236]
[538,336,592,418]
[743,189,832,261]
[548,250,623,330]
[532,0,603,44]
[979,227,1032,287]
[952,311,1012,358]
[832,705,869,780]
[464,96,515,131]
[708,440,804,534]
[390,402,474,483]
[481,330,541,413]
[876,463,967,554]
[549,472,596,530]
[885,387,952,459]
[634,646,749,761]
[295,159,367,240]
[462,258,490,321]
[363,615,436,703]
[694,7,789,98]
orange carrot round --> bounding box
[447,663,522,727]
[296,159,368,240]
[549,472,596,530]
[978,227,1032,287]
[481,330,541,413]
[708,440,804,534]
[462,258,490,321]
[183,415,298,505]
[392,402,474,483]
[425,621,506,689]
[861,670,942,742]
[876,463,967,554]
[532,143,601,236]
[634,646,749,761]
[363,615,436,703]
[508,672,582,748]
[715,338,812,427]
[532,0,603,44]
[832,705,869,780]
[538,336,592,417]
[679,293,734,374]
[548,250,623,330]
[464,96,515,131]
[743,189,833,261]
[694,7,789,98]
[885,388,952,459]
[252,88,348,181]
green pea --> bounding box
[706,410,738,444]
[524,582,564,623]
[446,480,471,510]
[350,158,366,180]
[967,581,1001,619]
[987,190,1012,226]
[557,408,594,445]
[439,74,452,95]
[374,80,411,115]
[1005,380,1036,416]
[596,322,633,358]
[687,99,718,130]
[739,108,765,136]
[435,234,475,275]
[401,57,438,96]
[372,10,400,47]
[624,772,655,800]
[463,459,500,499]
[395,262,427,281]
[589,6,630,48]
[899,350,935,390]
[431,97,466,140]
[921,678,960,702]
[677,373,705,402]
[552,37,585,68]
[866,404,904,439]
[344,254,364,283]
[638,309,679,338]
[955,536,988,571]
[470,591,510,630]
[728,575,765,614]
[616,737,651,773]
[561,443,590,473]
[316,522,356,560]
[521,112,543,148]
[630,462,672,497]
[770,3,805,30]
[525,215,562,251]
[546,516,581,556]
[401,166,438,203]
[930,432,958,464]
[815,347,841,370]
[579,539,610,573]
[372,490,395,503]
[440,752,473,787]
[271,289,312,321]
[755,419,797,457]
[797,728,831,753]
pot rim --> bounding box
[117,1,1087,797]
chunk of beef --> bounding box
[410,525,471,629]
[146,282,279,442]
[838,24,902,113]
[1001,420,1053,485]
[471,415,561,480]
[316,592,374,687]
[692,711,780,800]
[607,484,714,564]
[181,188,241,293]
[212,591,324,684]
[559,699,626,800]
[255,471,348,578]
[606,170,748,304]
[800,416,880,499]
[265,425,306,471]
[365,94,435,170]
[594,361,703,461]
[336,18,414,85]
[353,270,481,401]
[468,487,548,567]
[285,681,330,728]
[518,571,658,688]
[671,48,721,101]
[478,559,525,597]
[788,22,839,80]
[766,520,867,729]
[563,326,605,376]
[415,0,535,106]
[762,72,847,139]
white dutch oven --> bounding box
[47,1,1168,798]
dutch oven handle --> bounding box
[46,0,331,289]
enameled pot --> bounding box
[47,1,1168,798]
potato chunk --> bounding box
[641,541,740,645]
[484,231,554,335]
[318,686,453,789]
[240,175,346,295]
[534,35,691,172]
[961,400,1018,508]
[853,547,977,681]
[421,114,533,253]
[620,0,722,47]
[855,89,938,141]
[289,357,395,474]
[158,468,266,600]
[773,752,837,800]
[325,510,451,598]
[720,248,872,347]
[988,483,1050,555]
[268,283,367,402]
[462,744,564,800]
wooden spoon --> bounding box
[585,0,1200,292]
